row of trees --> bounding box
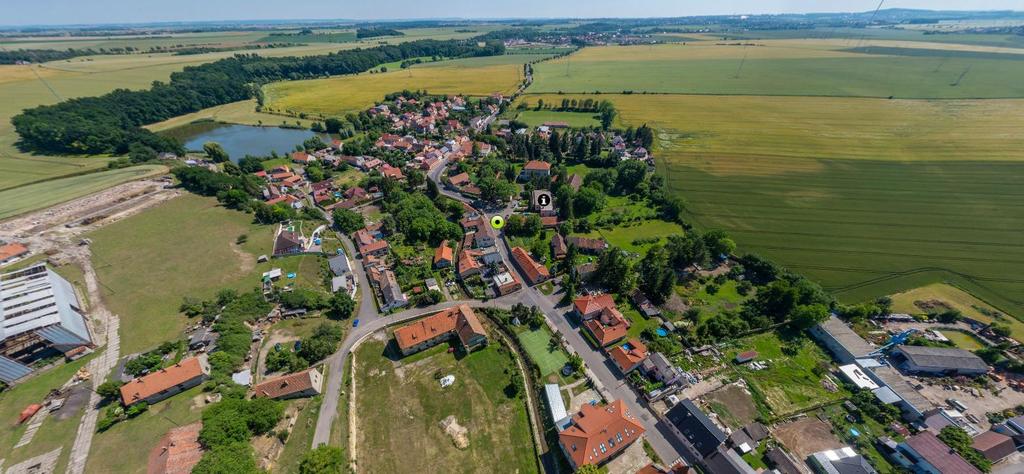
[13,38,505,155]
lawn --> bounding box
[353,338,537,474]
[88,195,276,354]
[727,331,848,418]
[939,330,986,351]
[85,386,206,474]
[516,327,570,378]
[530,43,1024,98]
[0,354,95,471]
[582,219,685,254]
[676,280,750,321]
[512,110,600,128]
[0,165,167,219]
[262,54,540,118]
[145,99,316,132]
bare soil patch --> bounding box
[773,417,843,461]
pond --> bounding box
[172,122,327,163]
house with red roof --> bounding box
[558,400,646,471]
[520,160,552,181]
[433,240,453,269]
[120,356,209,406]
[147,421,203,474]
[511,247,550,286]
[584,307,630,347]
[0,242,30,265]
[290,151,313,164]
[381,163,405,181]
[609,339,649,373]
[251,368,323,400]
[393,305,487,356]
[573,294,617,320]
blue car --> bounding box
[353,319,360,327]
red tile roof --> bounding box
[904,431,982,474]
[0,243,29,261]
[359,239,389,256]
[573,294,616,318]
[251,368,321,399]
[585,316,629,347]
[120,357,207,405]
[558,400,646,469]
[449,172,471,187]
[511,247,549,285]
[394,305,485,352]
[147,421,203,474]
[433,240,453,266]
[972,430,1016,462]
[457,249,482,277]
[609,339,649,372]
[524,160,551,171]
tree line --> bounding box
[12,38,505,156]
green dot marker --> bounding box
[490,215,505,230]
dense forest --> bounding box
[0,48,122,64]
[12,38,504,155]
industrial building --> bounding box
[0,264,93,384]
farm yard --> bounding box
[352,337,537,474]
[530,42,1024,98]
[261,53,538,118]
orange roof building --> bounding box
[120,356,209,406]
[585,310,630,347]
[609,339,649,373]
[511,247,550,286]
[457,249,483,279]
[524,160,551,171]
[147,421,203,474]
[558,400,646,470]
[251,368,323,400]
[393,305,487,356]
[433,240,453,269]
[0,242,29,265]
[573,294,617,320]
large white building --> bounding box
[1,264,92,383]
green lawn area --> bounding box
[625,307,662,340]
[582,219,684,253]
[513,110,600,128]
[89,194,276,354]
[85,386,206,474]
[353,339,537,473]
[727,331,848,418]
[0,354,95,472]
[676,280,751,321]
[0,165,167,220]
[940,330,986,351]
[890,283,1024,340]
[516,327,569,378]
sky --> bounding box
[4,0,1022,26]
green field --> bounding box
[583,219,685,253]
[0,164,167,219]
[516,327,570,378]
[262,54,538,118]
[354,339,537,473]
[512,110,600,128]
[88,195,276,354]
[940,330,986,350]
[519,92,1024,320]
[531,43,1024,98]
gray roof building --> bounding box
[328,254,352,277]
[810,315,875,364]
[809,447,877,474]
[1,264,92,383]
[891,345,989,375]
[664,399,726,458]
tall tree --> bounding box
[638,245,676,304]
[203,142,229,163]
